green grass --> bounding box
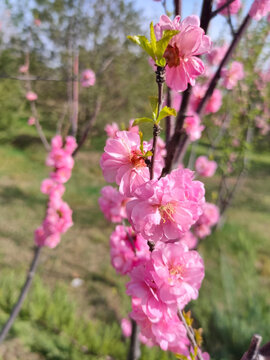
[0,140,269,359]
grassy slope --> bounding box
[0,140,269,360]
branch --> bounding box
[211,0,236,18]
[0,246,42,344]
[71,52,79,137]
[72,96,102,157]
[241,334,262,360]
[197,14,251,115]
[127,320,141,360]
[178,310,204,360]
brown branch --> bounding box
[127,319,141,360]
[197,14,251,115]
[72,96,102,157]
[241,334,262,360]
[174,0,181,17]
[71,52,79,137]
[0,247,42,344]
[211,0,236,18]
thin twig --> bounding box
[227,6,236,36]
[72,96,102,157]
[71,52,79,137]
[127,319,141,360]
[241,334,262,360]
[211,0,236,18]
[178,310,204,360]
[0,247,42,344]
[150,66,165,180]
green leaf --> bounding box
[175,354,189,360]
[149,96,158,116]
[144,151,153,157]
[127,35,155,59]
[156,106,177,123]
[156,29,179,60]
[133,117,154,126]
[150,22,156,54]
[139,131,144,154]
[156,57,166,67]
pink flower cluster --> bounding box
[81,69,96,87]
[222,61,244,90]
[184,113,205,141]
[126,241,204,353]
[249,0,270,20]
[216,0,241,16]
[154,15,211,91]
[34,135,77,248]
[99,123,208,354]
[194,203,220,239]
[26,91,38,101]
[110,225,149,275]
[195,156,217,177]
[190,84,222,114]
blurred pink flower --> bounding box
[105,122,119,138]
[222,61,244,90]
[190,84,222,114]
[155,15,211,91]
[195,156,217,177]
[28,116,35,125]
[180,230,198,249]
[26,91,38,101]
[34,18,41,26]
[184,113,205,141]
[81,69,96,87]
[216,0,242,15]
[249,0,270,20]
[121,318,132,338]
[110,225,149,275]
[99,186,128,223]
[207,43,228,66]
[19,64,28,73]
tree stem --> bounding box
[127,320,141,360]
[0,246,42,344]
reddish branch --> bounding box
[0,247,42,344]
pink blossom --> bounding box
[64,136,78,154]
[81,69,96,87]
[222,61,244,90]
[50,167,72,184]
[249,0,270,20]
[180,231,198,249]
[151,242,205,309]
[110,226,149,275]
[121,318,132,338]
[155,15,211,91]
[216,0,242,15]
[26,91,38,101]
[46,148,74,169]
[100,130,152,197]
[207,43,228,66]
[184,113,205,141]
[34,18,41,26]
[195,156,217,177]
[51,135,63,150]
[127,168,205,243]
[19,64,28,73]
[99,186,128,223]
[194,223,211,239]
[198,202,220,227]
[40,178,65,197]
[128,120,139,134]
[105,122,119,138]
[28,117,35,126]
[34,226,61,248]
[45,198,73,234]
[190,85,222,114]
